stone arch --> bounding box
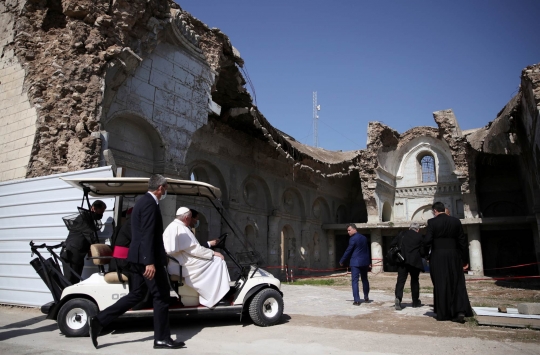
[312,197,331,223]
[193,211,209,245]
[336,205,348,223]
[411,204,433,221]
[382,202,392,222]
[188,159,229,203]
[281,187,306,221]
[104,113,166,176]
[240,174,273,213]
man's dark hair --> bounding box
[432,201,445,213]
[148,174,167,191]
[190,209,198,218]
[346,223,357,231]
[92,200,106,209]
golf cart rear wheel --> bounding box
[58,298,98,337]
[248,288,283,327]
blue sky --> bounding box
[178,1,540,151]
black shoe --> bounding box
[451,312,465,323]
[412,300,422,308]
[88,316,103,349]
[353,301,360,306]
[364,297,370,303]
[153,338,185,349]
[394,298,402,311]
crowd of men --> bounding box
[339,201,472,323]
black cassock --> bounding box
[425,214,473,320]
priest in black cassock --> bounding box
[424,201,473,322]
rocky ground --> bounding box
[0,272,539,355]
[286,272,540,343]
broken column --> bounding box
[467,224,484,276]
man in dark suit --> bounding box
[61,200,107,284]
[424,201,473,323]
[89,174,184,349]
[340,224,371,305]
[391,222,425,310]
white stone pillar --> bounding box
[370,229,383,273]
[467,224,484,276]
[326,230,336,269]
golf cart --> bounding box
[29,177,283,337]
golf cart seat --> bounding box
[90,244,129,284]
[169,274,199,306]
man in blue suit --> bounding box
[89,174,184,349]
[340,224,371,305]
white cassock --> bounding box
[163,219,231,308]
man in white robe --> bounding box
[163,207,231,308]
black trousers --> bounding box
[96,263,171,341]
[61,249,85,285]
[395,263,421,302]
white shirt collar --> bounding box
[147,191,159,205]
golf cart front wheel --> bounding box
[249,288,283,327]
[57,298,98,337]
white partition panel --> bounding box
[0,167,115,306]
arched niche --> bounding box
[381,202,392,222]
[281,188,306,221]
[104,114,165,176]
[193,212,209,245]
[188,160,229,204]
[312,197,331,223]
[395,140,457,187]
[240,175,273,213]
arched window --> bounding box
[420,155,436,183]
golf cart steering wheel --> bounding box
[213,233,228,249]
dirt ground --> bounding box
[287,272,540,343]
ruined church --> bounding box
[1,0,539,278]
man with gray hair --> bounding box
[390,221,425,310]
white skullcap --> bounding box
[176,207,190,216]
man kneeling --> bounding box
[163,207,231,308]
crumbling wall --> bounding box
[520,63,540,192]
[0,0,38,181]
[6,0,176,177]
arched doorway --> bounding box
[382,202,392,222]
[105,115,165,176]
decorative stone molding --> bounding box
[395,183,462,198]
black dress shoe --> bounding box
[352,301,360,306]
[451,312,465,323]
[88,316,103,349]
[412,300,422,308]
[154,338,185,349]
[364,297,369,303]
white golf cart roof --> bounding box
[61,177,221,199]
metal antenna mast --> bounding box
[313,91,320,147]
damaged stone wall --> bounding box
[0,0,37,181]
